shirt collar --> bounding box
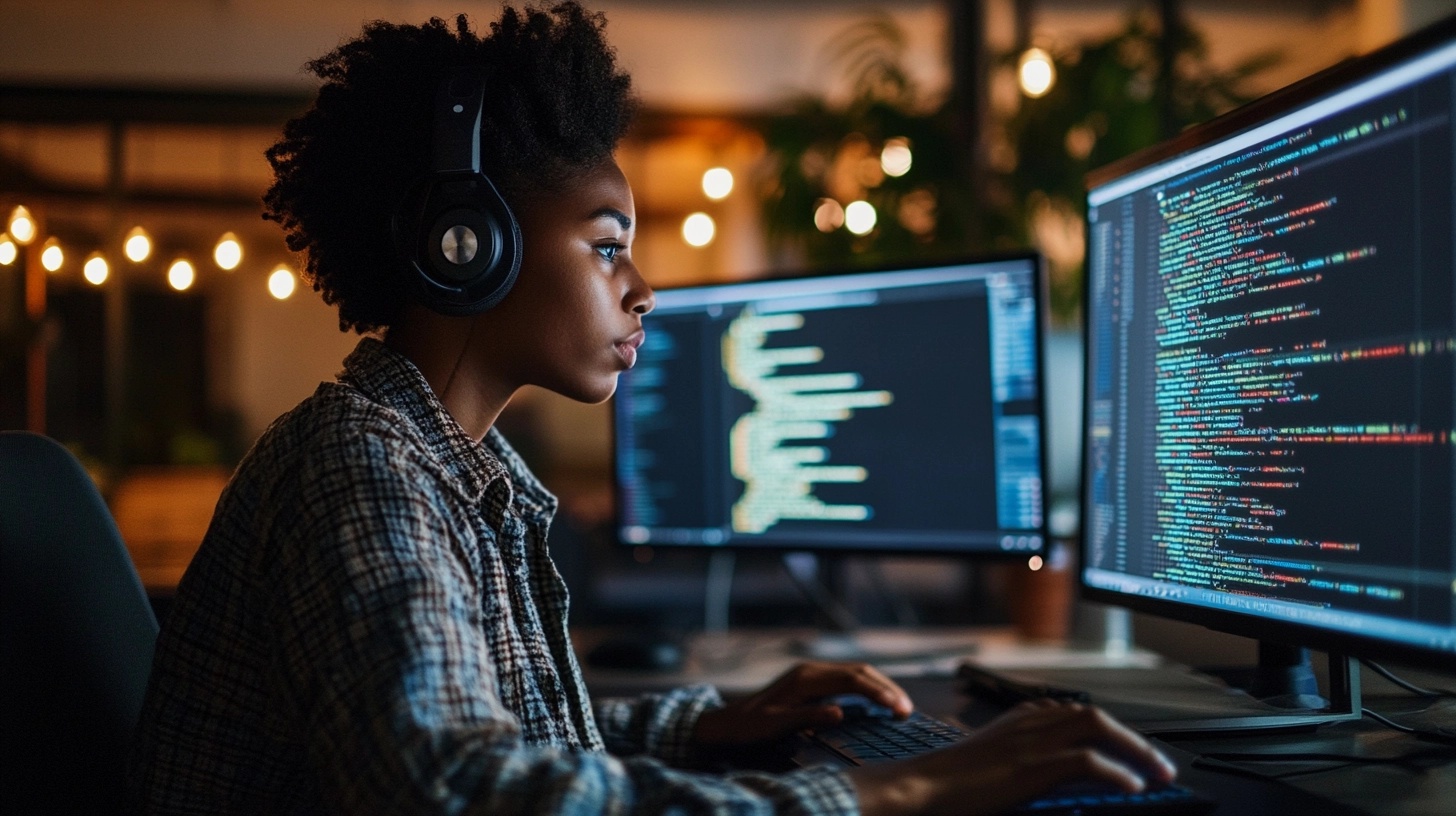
[336,337,555,518]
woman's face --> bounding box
[478,159,655,404]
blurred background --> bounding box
[2,0,1451,644]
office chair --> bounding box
[0,431,160,814]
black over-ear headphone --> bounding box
[393,67,522,316]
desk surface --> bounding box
[575,626,1455,816]
[577,626,1160,695]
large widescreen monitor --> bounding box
[1082,15,1456,670]
[613,255,1048,557]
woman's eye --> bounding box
[596,243,624,262]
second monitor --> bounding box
[614,255,1048,557]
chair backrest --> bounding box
[0,431,160,813]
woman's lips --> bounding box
[616,330,645,368]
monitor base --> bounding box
[1141,646,1362,737]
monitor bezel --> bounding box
[611,251,1053,560]
[1078,14,1456,670]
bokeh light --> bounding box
[268,265,297,300]
[7,206,36,245]
[1019,47,1056,98]
[124,226,152,262]
[168,258,195,291]
[40,237,63,272]
[844,200,877,235]
[214,231,243,270]
[701,167,734,200]
[84,252,109,285]
[880,138,913,177]
[682,212,716,247]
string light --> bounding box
[124,226,152,262]
[844,200,877,235]
[1018,47,1056,98]
[7,206,36,245]
[1028,555,1045,571]
[0,210,306,302]
[682,212,715,247]
[213,231,242,270]
[268,265,296,300]
[40,237,63,272]
[702,167,734,200]
[168,258,195,291]
[83,251,109,285]
[880,138,913,177]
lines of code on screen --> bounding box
[615,265,1046,554]
[1087,70,1455,636]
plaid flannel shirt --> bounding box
[129,337,858,815]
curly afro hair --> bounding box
[263,3,636,333]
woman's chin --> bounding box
[555,374,619,405]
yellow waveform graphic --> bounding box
[724,309,894,534]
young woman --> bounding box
[130,5,1174,814]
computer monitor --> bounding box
[613,255,1048,559]
[1082,13,1456,689]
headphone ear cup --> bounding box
[396,67,522,317]
[395,174,522,316]
[425,207,503,284]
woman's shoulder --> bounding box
[245,382,435,485]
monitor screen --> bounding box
[613,256,1047,556]
[1082,17,1456,666]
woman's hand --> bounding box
[849,699,1178,816]
[692,661,913,747]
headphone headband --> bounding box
[433,68,485,175]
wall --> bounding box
[220,266,359,442]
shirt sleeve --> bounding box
[593,684,724,766]
[273,423,861,816]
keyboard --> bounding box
[803,706,1216,815]
[807,710,968,764]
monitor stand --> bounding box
[780,553,983,664]
[1146,642,1362,736]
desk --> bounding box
[576,626,1159,696]
[576,627,1455,816]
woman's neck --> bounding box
[384,313,515,443]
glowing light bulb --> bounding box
[40,237,63,272]
[168,258,195,291]
[702,167,734,200]
[0,234,15,265]
[8,206,36,245]
[880,138,913,177]
[268,265,296,300]
[214,231,242,270]
[844,200,877,235]
[813,198,845,233]
[1019,47,1056,98]
[1028,555,1045,572]
[84,252,109,285]
[124,226,151,262]
[682,212,715,247]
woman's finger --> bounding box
[787,662,914,715]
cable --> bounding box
[1362,707,1418,734]
[704,550,735,634]
[1189,755,1294,783]
[1361,708,1456,747]
[1198,746,1454,782]
[862,559,919,627]
[781,553,860,633]
[1360,660,1456,699]
[1203,749,1448,767]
